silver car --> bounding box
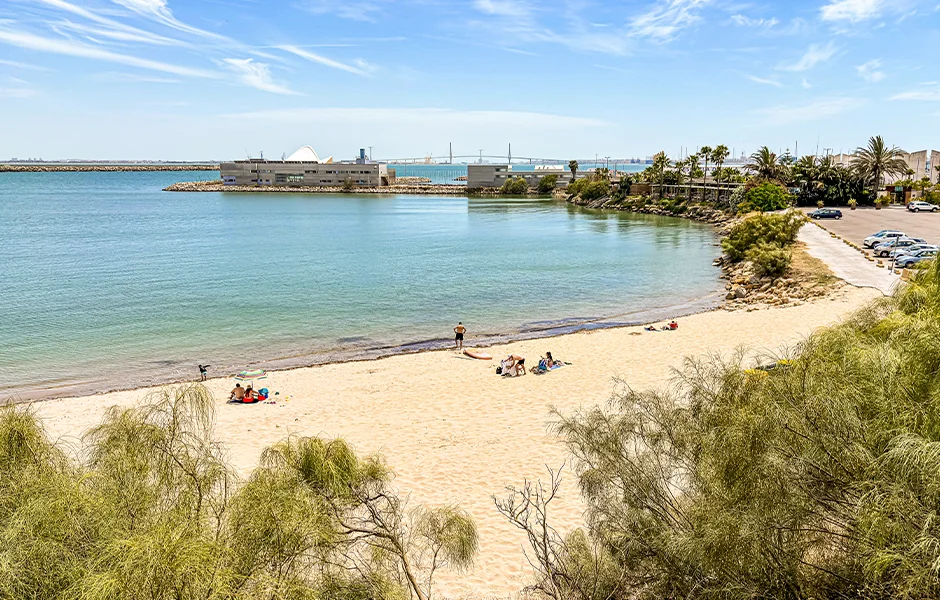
[873,237,927,257]
[887,243,938,259]
[896,248,938,268]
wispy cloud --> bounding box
[49,19,187,46]
[297,0,384,22]
[856,59,885,83]
[629,0,711,42]
[110,0,231,43]
[820,0,885,22]
[755,97,863,125]
[94,71,181,83]
[222,107,607,129]
[221,58,298,94]
[34,0,184,46]
[730,14,779,29]
[279,45,374,76]
[890,83,940,101]
[0,29,217,78]
[779,42,838,71]
[0,59,51,71]
[742,73,783,87]
[802,77,812,89]
[473,0,532,17]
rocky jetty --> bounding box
[393,176,432,184]
[2,164,218,172]
[715,248,841,311]
[164,180,469,195]
[567,195,731,225]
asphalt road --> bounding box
[802,205,940,247]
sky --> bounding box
[0,0,938,161]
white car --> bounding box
[863,230,905,248]
[907,201,940,212]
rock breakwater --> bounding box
[2,164,219,172]
[164,180,470,195]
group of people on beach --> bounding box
[229,383,268,403]
[499,351,566,377]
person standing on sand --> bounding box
[198,364,210,381]
[454,322,466,349]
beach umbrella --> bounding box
[234,369,267,382]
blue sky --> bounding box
[0,0,938,160]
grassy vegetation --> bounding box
[0,386,476,600]
[721,210,805,275]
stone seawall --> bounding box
[1,164,219,172]
[164,180,475,195]
[568,194,731,225]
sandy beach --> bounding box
[29,283,881,599]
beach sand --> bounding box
[32,286,880,599]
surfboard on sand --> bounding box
[463,349,492,360]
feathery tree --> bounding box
[0,385,477,600]
[540,257,940,600]
[568,160,579,181]
[851,135,908,193]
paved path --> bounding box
[798,222,899,295]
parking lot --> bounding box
[801,206,940,248]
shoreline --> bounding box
[4,292,724,403]
[164,180,490,195]
[30,284,884,599]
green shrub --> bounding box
[746,242,792,276]
[744,181,791,212]
[728,185,746,212]
[342,177,355,191]
[500,176,529,195]
[537,174,558,194]
[567,179,609,201]
[721,210,805,261]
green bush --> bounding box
[536,173,558,194]
[500,176,529,195]
[745,242,792,276]
[568,179,610,201]
[342,177,355,191]
[721,210,805,262]
[744,181,791,212]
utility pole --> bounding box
[449,142,452,165]
[595,153,598,170]
[508,143,511,164]
[605,156,610,170]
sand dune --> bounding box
[33,286,880,599]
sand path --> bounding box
[32,285,880,599]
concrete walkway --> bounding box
[798,222,899,295]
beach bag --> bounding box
[496,366,502,375]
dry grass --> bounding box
[789,241,842,290]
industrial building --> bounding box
[466,164,594,189]
[830,149,940,184]
[220,146,389,187]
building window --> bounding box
[304,170,317,174]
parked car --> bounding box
[888,243,938,259]
[907,201,940,212]
[896,248,938,268]
[873,237,927,257]
[808,208,843,219]
[864,230,906,248]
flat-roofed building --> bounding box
[467,164,594,189]
[220,146,388,187]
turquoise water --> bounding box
[0,171,721,399]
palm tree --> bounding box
[711,145,729,203]
[851,135,908,195]
[698,145,713,202]
[651,151,670,199]
[746,146,785,181]
[568,160,578,182]
[684,153,699,201]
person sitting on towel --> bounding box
[230,383,245,402]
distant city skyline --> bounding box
[0,0,938,160]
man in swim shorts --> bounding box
[454,322,466,349]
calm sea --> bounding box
[0,169,721,400]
